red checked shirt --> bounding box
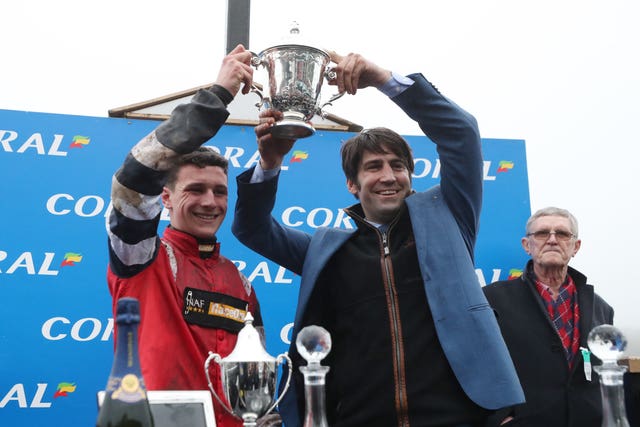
[535,275,581,368]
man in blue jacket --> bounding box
[233,51,523,427]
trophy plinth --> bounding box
[588,324,631,427]
[251,23,343,139]
[272,116,315,140]
[205,313,292,427]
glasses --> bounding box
[526,230,575,241]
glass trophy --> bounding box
[296,325,332,427]
[587,324,630,427]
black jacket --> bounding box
[483,261,614,427]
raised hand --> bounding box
[255,109,297,170]
[327,51,392,95]
[215,44,254,97]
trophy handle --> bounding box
[249,51,267,110]
[204,351,237,417]
[325,67,338,82]
[318,67,345,117]
[264,352,294,416]
[250,51,262,68]
[250,82,265,110]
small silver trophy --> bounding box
[296,325,332,427]
[205,313,292,427]
[251,23,344,139]
[587,324,631,427]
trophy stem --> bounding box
[300,365,330,427]
[594,364,631,427]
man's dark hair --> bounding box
[166,147,228,190]
[340,127,414,184]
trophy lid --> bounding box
[588,324,627,366]
[296,325,331,368]
[259,21,328,57]
[222,312,275,363]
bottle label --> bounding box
[110,374,148,403]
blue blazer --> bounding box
[233,74,524,426]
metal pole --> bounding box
[226,0,251,53]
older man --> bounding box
[483,207,614,427]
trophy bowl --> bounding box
[251,26,343,139]
[205,313,292,427]
[218,360,278,420]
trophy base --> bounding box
[270,119,315,139]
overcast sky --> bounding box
[2,0,639,353]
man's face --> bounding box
[522,215,581,269]
[161,164,228,239]
[347,149,412,224]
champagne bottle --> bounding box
[97,297,154,427]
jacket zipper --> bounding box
[381,230,410,427]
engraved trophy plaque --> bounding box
[205,313,292,427]
[587,324,631,427]
[251,23,344,139]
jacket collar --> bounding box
[523,260,588,288]
[163,226,220,259]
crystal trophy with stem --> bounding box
[296,325,332,427]
[588,324,631,427]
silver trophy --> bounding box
[205,313,292,427]
[251,23,344,139]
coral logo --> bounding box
[0,250,84,276]
[1,383,53,408]
[497,160,514,173]
[53,382,77,398]
[290,150,309,163]
[233,259,295,285]
[69,135,90,149]
[42,316,114,341]
[508,268,523,280]
[0,130,89,157]
[60,252,82,267]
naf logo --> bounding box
[0,250,83,276]
[0,129,90,156]
[0,382,77,408]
